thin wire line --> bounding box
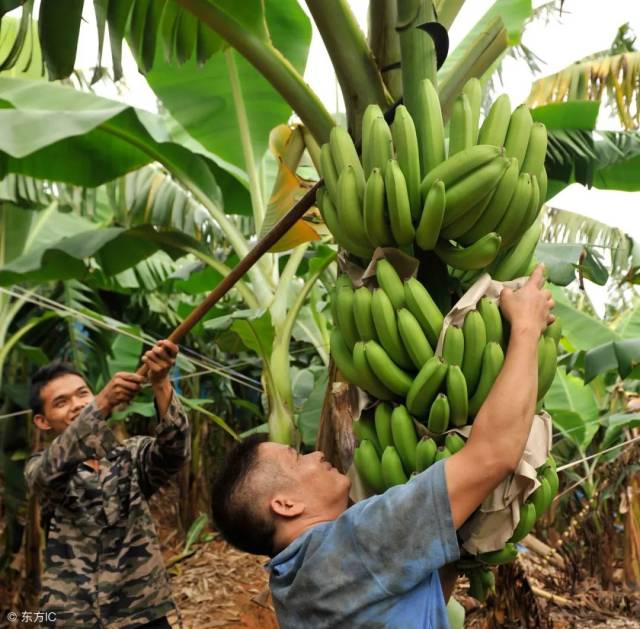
[0,287,263,393]
[556,434,640,472]
[0,409,31,420]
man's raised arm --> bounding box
[444,265,555,529]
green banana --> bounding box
[427,393,450,434]
[364,168,393,247]
[521,122,548,179]
[319,143,339,203]
[416,78,446,177]
[518,172,541,236]
[416,437,438,472]
[467,569,485,602]
[434,446,452,462]
[352,414,382,455]
[391,405,419,473]
[462,310,487,395]
[459,157,519,245]
[335,275,359,350]
[544,317,562,345]
[477,93,512,147]
[504,104,534,167]
[416,179,446,251]
[376,259,405,309]
[509,502,537,543]
[353,341,395,401]
[353,287,377,342]
[439,189,493,241]
[404,278,445,347]
[537,335,557,401]
[530,477,551,516]
[361,104,384,177]
[493,220,542,281]
[374,402,394,450]
[392,104,421,219]
[494,172,533,248]
[447,365,469,427]
[477,298,503,345]
[469,342,505,416]
[420,145,502,199]
[479,543,518,565]
[329,125,365,198]
[397,308,434,370]
[544,464,559,499]
[442,325,464,366]
[435,232,502,271]
[462,77,482,143]
[381,446,408,488]
[406,356,448,416]
[441,157,510,226]
[354,439,385,493]
[448,93,473,156]
[538,167,548,205]
[320,190,373,258]
[337,165,368,244]
[364,340,413,396]
[384,159,416,246]
[367,115,394,176]
[330,328,360,385]
[445,432,466,454]
[371,289,414,369]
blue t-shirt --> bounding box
[267,460,459,628]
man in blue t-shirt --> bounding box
[211,265,554,628]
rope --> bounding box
[556,434,640,471]
[0,409,31,420]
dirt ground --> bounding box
[151,485,639,629]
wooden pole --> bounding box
[136,180,322,374]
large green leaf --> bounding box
[146,0,311,171]
[549,286,618,351]
[584,339,640,382]
[535,242,582,286]
[616,306,640,339]
[38,0,83,79]
[531,101,599,130]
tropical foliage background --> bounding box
[0,0,639,623]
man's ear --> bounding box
[270,494,305,519]
[33,414,51,431]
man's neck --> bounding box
[272,509,346,555]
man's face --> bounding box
[34,374,94,435]
[258,442,351,518]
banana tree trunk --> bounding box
[368,0,403,101]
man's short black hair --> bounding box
[29,361,85,415]
[211,433,281,557]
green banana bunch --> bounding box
[391,405,419,473]
[365,115,394,176]
[382,446,409,488]
[330,328,359,385]
[337,165,369,244]
[530,476,552,516]
[478,94,511,146]
[447,365,469,427]
[371,288,414,369]
[354,439,385,493]
[439,189,492,241]
[335,275,359,350]
[427,393,450,434]
[361,104,384,177]
[397,308,434,370]
[352,415,382,455]
[404,278,445,347]
[537,335,557,401]
[329,126,365,199]
[445,432,466,454]
[493,220,542,281]
[416,437,438,472]
[478,543,518,565]
[493,172,533,248]
[462,310,487,395]
[434,446,452,462]
[406,356,448,416]
[462,78,482,144]
[392,104,421,218]
[504,104,534,167]
[353,286,377,342]
[468,342,505,416]
[544,316,562,345]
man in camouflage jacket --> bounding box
[25,340,190,628]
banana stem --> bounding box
[175,0,335,145]
[368,0,403,101]
[305,0,392,138]
[397,0,438,122]
[435,0,466,29]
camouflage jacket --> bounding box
[24,392,190,628]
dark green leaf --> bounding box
[0,1,25,16]
[298,369,327,447]
[107,0,134,81]
[230,311,273,360]
[38,0,83,79]
[531,101,600,130]
[91,0,109,83]
[175,7,197,65]
[548,409,598,452]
